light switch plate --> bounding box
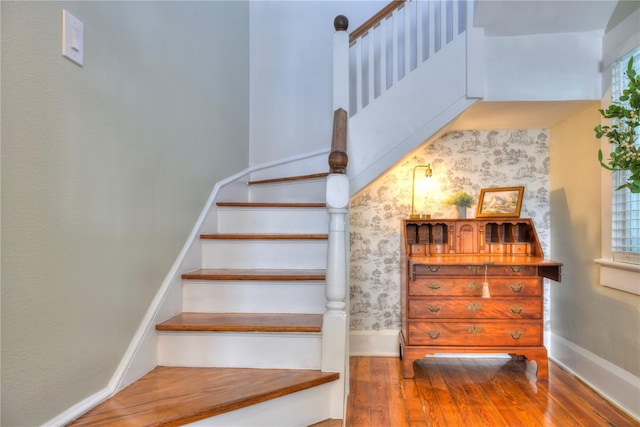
[62,9,84,66]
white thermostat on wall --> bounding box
[62,9,84,66]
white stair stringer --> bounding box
[201,239,327,269]
[248,177,326,203]
[157,331,322,369]
[182,280,327,314]
[183,381,334,427]
[217,205,328,234]
[348,33,480,195]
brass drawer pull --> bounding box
[427,329,441,339]
[467,302,483,313]
[427,283,442,291]
[428,305,442,314]
[467,325,484,336]
[509,266,523,273]
[427,266,440,273]
[509,283,524,293]
[467,265,480,274]
[509,304,524,315]
[466,281,482,291]
[509,329,523,340]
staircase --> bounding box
[67,172,345,426]
[64,0,475,424]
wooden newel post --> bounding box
[329,108,348,174]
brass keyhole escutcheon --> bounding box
[427,329,441,339]
[466,281,482,291]
[467,302,483,313]
[509,304,524,315]
[509,283,524,293]
[467,265,480,274]
[509,265,523,273]
[428,305,442,314]
[467,325,484,336]
[427,283,442,291]
[509,330,523,340]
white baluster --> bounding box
[404,2,411,76]
[355,39,364,112]
[392,9,399,85]
[368,30,375,102]
[417,0,424,64]
[380,17,388,94]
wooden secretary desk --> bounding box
[399,218,562,379]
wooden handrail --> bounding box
[329,108,348,174]
[349,0,406,42]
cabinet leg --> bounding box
[535,357,548,379]
[402,358,415,378]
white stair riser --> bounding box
[184,382,335,427]
[201,240,327,269]
[248,180,325,203]
[183,281,327,313]
[217,207,328,234]
[157,332,322,369]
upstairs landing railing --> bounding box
[343,0,469,116]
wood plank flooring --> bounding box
[346,356,639,427]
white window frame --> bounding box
[595,10,640,295]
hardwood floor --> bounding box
[346,356,639,427]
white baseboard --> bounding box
[349,329,400,356]
[550,332,640,422]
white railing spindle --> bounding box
[368,31,375,104]
[416,0,424,64]
[392,9,399,86]
[404,3,411,76]
[381,17,388,94]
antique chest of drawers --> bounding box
[399,218,562,379]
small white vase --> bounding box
[456,206,467,219]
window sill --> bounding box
[594,258,640,296]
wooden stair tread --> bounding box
[216,202,326,208]
[67,366,339,426]
[182,268,326,281]
[156,312,323,333]
[200,233,328,240]
[248,172,329,185]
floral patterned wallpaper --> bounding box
[349,129,551,331]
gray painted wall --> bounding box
[550,105,640,377]
[1,2,249,425]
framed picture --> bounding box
[476,186,524,218]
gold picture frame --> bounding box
[475,186,524,218]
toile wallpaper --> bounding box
[349,129,551,332]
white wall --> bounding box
[249,1,386,165]
[484,31,604,101]
[1,2,249,425]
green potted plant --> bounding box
[445,190,475,218]
[594,57,640,193]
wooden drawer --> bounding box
[412,264,537,277]
[407,320,542,346]
[408,298,542,319]
[408,277,542,297]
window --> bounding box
[610,46,640,265]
